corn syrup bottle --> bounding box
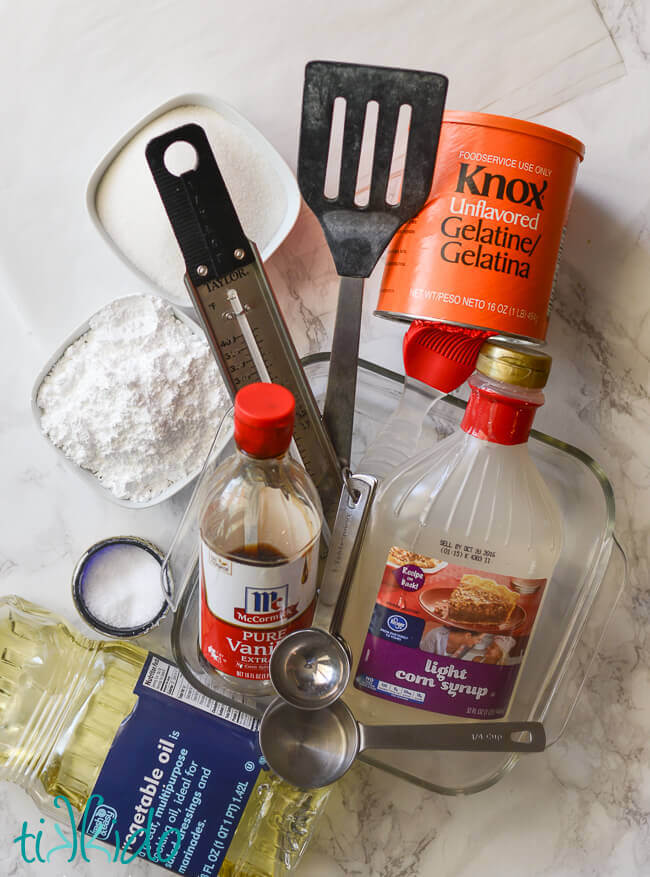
[342,341,563,726]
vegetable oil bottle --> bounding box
[342,340,563,726]
[0,595,329,876]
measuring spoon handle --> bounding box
[358,721,546,753]
[312,473,377,633]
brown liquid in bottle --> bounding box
[227,543,288,565]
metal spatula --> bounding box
[298,60,448,467]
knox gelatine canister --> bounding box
[376,111,585,341]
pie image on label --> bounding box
[387,546,441,568]
[447,574,518,624]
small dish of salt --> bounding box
[72,536,170,638]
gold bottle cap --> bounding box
[476,341,551,388]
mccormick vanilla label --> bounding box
[199,543,318,682]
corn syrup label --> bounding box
[354,547,546,719]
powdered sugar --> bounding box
[37,295,228,503]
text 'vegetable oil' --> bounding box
[0,596,328,876]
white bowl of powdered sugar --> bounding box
[32,295,230,508]
[87,94,301,304]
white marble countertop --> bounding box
[0,1,648,875]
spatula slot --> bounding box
[299,60,448,276]
[354,100,379,207]
[324,96,347,200]
[386,104,412,206]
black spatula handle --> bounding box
[323,276,364,468]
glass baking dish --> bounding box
[165,355,626,795]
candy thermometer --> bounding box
[146,124,342,527]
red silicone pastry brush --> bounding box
[358,322,492,480]
[402,321,493,393]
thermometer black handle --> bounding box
[146,123,253,283]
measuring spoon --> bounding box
[259,698,546,789]
[269,474,377,710]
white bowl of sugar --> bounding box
[86,93,301,305]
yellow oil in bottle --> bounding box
[0,596,328,876]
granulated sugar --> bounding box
[37,295,228,502]
[81,542,165,629]
[96,104,286,303]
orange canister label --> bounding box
[377,112,585,341]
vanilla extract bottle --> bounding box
[341,341,563,726]
[198,382,322,695]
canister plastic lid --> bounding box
[234,383,295,458]
[442,110,585,160]
[476,340,552,388]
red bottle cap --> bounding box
[234,383,295,458]
[461,384,541,445]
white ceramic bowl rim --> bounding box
[85,92,301,302]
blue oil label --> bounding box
[82,654,263,875]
